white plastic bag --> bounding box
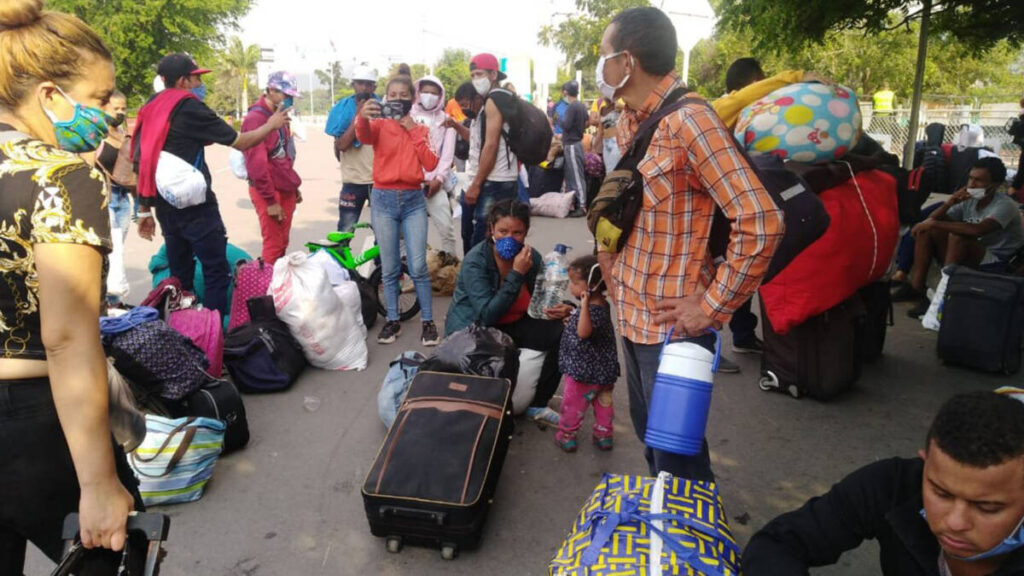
[308,249,350,285]
[922,270,951,332]
[228,149,248,180]
[155,151,207,208]
[512,348,546,415]
[333,281,367,339]
[529,191,576,219]
[270,252,367,371]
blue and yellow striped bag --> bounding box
[128,415,226,506]
[549,472,741,576]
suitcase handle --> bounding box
[379,506,447,526]
[56,512,170,576]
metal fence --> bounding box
[860,105,1021,168]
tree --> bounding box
[433,48,472,97]
[717,0,1024,167]
[538,0,649,73]
[219,37,261,116]
[49,0,252,107]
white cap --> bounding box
[351,65,378,83]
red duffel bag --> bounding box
[759,169,899,334]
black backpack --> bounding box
[479,88,553,166]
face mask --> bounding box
[494,236,523,261]
[395,99,414,117]
[105,112,126,128]
[596,51,631,101]
[191,84,207,101]
[967,187,989,199]
[41,86,109,153]
[473,77,492,97]
[922,509,1024,561]
[282,96,294,109]
[419,93,440,110]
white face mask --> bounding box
[418,92,440,110]
[967,187,989,199]
[596,51,631,101]
[472,77,492,97]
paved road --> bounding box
[28,127,1013,575]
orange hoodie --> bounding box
[355,116,439,190]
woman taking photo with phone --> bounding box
[356,73,441,346]
[0,0,139,573]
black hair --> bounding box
[454,81,477,102]
[725,57,765,92]
[926,392,1024,468]
[609,7,678,77]
[396,63,412,76]
[386,74,414,97]
[487,198,530,231]
[973,156,1008,185]
[569,254,604,292]
[562,81,579,98]
[418,79,442,94]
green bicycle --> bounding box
[305,222,421,329]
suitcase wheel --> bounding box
[385,537,402,554]
[440,543,458,561]
[758,371,801,399]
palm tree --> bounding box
[220,37,261,116]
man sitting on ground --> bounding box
[744,391,1024,575]
[894,156,1024,318]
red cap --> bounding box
[470,53,507,81]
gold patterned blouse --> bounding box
[0,126,111,360]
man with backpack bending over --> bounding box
[465,53,520,250]
[594,7,784,481]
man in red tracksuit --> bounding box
[242,71,303,264]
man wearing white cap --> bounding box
[326,65,379,231]
[243,71,303,264]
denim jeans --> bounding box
[338,182,372,232]
[728,298,758,345]
[0,378,143,575]
[563,140,587,208]
[622,336,715,481]
[371,188,433,322]
[154,199,231,316]
[468,180,518,250]
[106,186,133,304]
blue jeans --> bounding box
[897,201,943,272]
[468,180,518,250]
[338,182,372,232]
[106,186,133,305]
[371,188,433,322]
[622,336,715,481]
[155,199,231,316]
[109,185,133,234]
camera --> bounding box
[380,101,407,121]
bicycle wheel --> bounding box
[370,264,421,322]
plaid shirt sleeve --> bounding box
[680,105,785,324]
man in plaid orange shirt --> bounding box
[596,8,785,481]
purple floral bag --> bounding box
[108,320,212,401]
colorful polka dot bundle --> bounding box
[735,82,862,164]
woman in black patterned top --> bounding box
[0,1,138,572]
[556,255,620,452]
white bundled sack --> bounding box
[270,252,367,371]
[333,280,367,339]
[922,269,952,332]
[308,249,350,285]
[511,348,546,415]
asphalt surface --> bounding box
[26,127,1019,575]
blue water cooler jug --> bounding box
[644,328,721,456]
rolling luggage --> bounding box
[362,371,513,559]
[857,281,894,364]
[54,512,170,576]
[937,265,1024,374]
[758,294,865,400]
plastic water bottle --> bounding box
[644,329,721,456]
[528,244,571,319]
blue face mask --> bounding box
[494,236,523,261]
[921,508,1024,561]
[41,86,109,153]
[191,83,207,101]
[282,96,294,109]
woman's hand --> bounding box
[79,478,134,550]
[513,244,533,275]
[545,303,574,321]
[360,101,381,120]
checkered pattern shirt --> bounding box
[612,72,784,344]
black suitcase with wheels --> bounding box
[857,281,894,364]
[362,371,513,559]
[54,512,170,576]
[758,294,865,400]
[938,265,1024,374]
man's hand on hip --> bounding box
[653,294,722,337]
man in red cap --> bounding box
[464,53,520,249]
[133,53,289,316]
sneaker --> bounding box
[525,406,560,427]
[908,297,931,319]
[593,436,614,451]
[377,321,402,344]
[731,336,763,355]
[717,355,740,374]
[555,436,578,453]
[891,282,924,303]
[421,321,440,347]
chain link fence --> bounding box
[860,104,1021,169]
